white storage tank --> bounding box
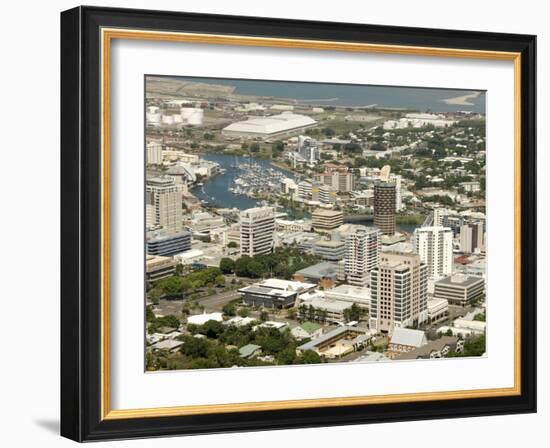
[162,115,175,125]
[181,107,204,126]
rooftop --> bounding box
[394,336,458,360]
[300,321,322,334]
[239,344,262,358]
[151,339,184,351]
[294,262,338,279]
[187,312,223,326]
[435,274,484,288]
[390,327,427,348]
[312,209,343,217]
[298,326,368,351]
[223,113,317,135]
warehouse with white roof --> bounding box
[222,112,317,138]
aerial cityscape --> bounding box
[144,76,487,371]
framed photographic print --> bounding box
[60,6,537,442]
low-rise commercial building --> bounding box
[313,239,346,261]
[275,218,312,232]
[292,262,339,288]
[146,230,192,256]
[238,278,317,309]
[453,318,486,334]
[312,209,344,231]
[298,294,353,322]
[146,255,177,282]
[324,284,371,310]
[297,326,371,358]
[427,298,449,324]
[222,113,317,138]
[433,274,485,306]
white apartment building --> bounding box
[344,227,380,287]
[239,207,275,256]
[146,140,163,165]
[413,226,453,280]
[145,177,182,233]
[370,252,429,334]
[297,135,320,165]
[389,174,404,211]
[280,178,298,195]
[297,181,313,201]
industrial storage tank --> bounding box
[162,115,175,125]
[180,107,204,126]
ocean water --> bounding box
[168,76,486,113]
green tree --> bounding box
[215,275,226,287]
[301,350,322,364]
[181,336,210,358]
[223,303,237,316]
[277,347,297,365]
[219,257,235,274]
[238,308,250,318]
[235,256,252,277]
[247,260,265,278]
[260,311,269,322]
[227,241,238,248]
[148,287,163,304]
[198,320,225,339]
[155,276,185,296]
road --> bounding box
[196,289,242,311]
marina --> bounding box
[191,153,295,210]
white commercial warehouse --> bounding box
[222,112,317,138]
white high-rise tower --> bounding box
[413,226,453,280]
[239,207,275,257]
[344,227,380,287]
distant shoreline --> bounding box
[442,91,481,106]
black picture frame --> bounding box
[61,5,537,442]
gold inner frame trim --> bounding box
[100,27,522,420]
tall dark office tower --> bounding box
[374,182,396,235]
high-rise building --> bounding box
[239,207,275,256]
[389,174,403,211]
[370,252,428,334]
[319,184,337,205]
[145,177,182,233]
[312,209,344,231]
[459,221,484,253]
[374,182,396,235]
[433,207,449,227]
[280,178,297,195]
[344,227,380,287]
[146,140,163,165]
[297,135,320,165]
[313,171,354,192]
[413,226,453,280]
[311,183,337,205]
[297,181,313,201]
